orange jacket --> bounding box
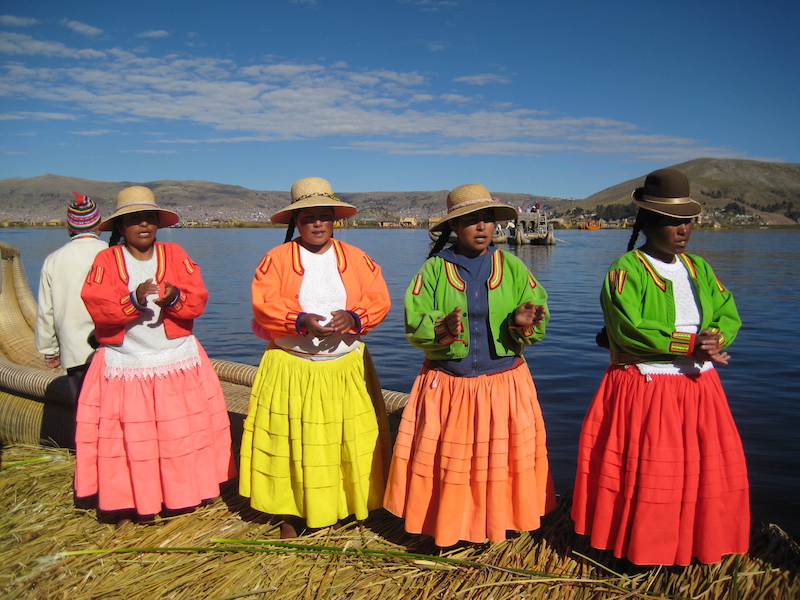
[81,242,208,345]
[252,238,390,340]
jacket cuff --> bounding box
[508,313,536,339]
[295,312,308,336]
[129,292,148,312]
[433,318,465,346]
[346,310,362,335]
[166,287,182,308]
[669,331,696,355]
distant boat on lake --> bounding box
[508,209,556,246]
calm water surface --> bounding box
[4,226,800,537]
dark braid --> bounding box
[428,223,451,259]
[108,220,123,247]
[627,209,662,251]
[283,214,296,244]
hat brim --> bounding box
[270,197,358,224]
[99,203,181,231]
[631,189,702,218]
[430,203,518,232]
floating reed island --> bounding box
[1,240,798,600]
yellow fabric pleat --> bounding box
[239,345,385,528]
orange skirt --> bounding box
[571,365,750,565]
[384,361,555,547]
[75,345,236,516]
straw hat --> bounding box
[99,186,180,231]
[270,177,358,224]
[430,183,518,232]
[631,169,702,218]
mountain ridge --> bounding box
[2,158,799,224]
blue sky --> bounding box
[1,0,798,199]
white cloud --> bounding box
[453,73,512,86]
[137,30,170,39]
[60,19,103,37]
[0,15,38,27]
[0,33,741,165]
[1,111,77,121]
[69,129,115,136]
[0,32,105,58]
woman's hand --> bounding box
[154,281,179,307]
[135,278,160,307]
[694,328,731,365]
[445,306,464,336]
[515,302,546,327]
[298,313,335,338]
[329,310,356,335]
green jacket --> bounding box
[405,249,548,360]
[602,249,741,365]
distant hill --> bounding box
[0,175,570,224]
[2,159,799,225]
[571,158,800,225]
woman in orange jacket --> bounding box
[240,177,391,538]
[76,186,235,524]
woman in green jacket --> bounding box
[384,184,555,547]
[571,169,750,565]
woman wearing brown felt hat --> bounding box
[572,168,750,565]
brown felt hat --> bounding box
[99,186,180,231]
[430,183,518,232]
[270,177,358,224]
[631,169,702,218]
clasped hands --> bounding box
[694,329,730,365]
[135,278,178,308]
[445,302,546,335]
[298,310,356,339]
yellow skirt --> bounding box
[239,344,388,528]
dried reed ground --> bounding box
[1,444,797,600]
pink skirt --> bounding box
[74,344,236,515]
[571,365,750,565]
[384,361,555,547]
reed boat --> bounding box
[508,210,556,246]
[2,240,799,600]
[0,240,409,449]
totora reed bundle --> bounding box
[1,444,798,600]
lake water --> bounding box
[4,226,799,538]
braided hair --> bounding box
[283,214,296,244]
[626,208,663,251]
[428,223,452,259]
[108,219,123,247]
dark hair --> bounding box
[108,218,123,247]
[428,223,452,258]
[626,209,663,251]
[284,214,296,244]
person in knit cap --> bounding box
[35,191,107,410]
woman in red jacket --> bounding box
[76,186,235,524]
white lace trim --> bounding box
[104,335,201,380]
[635,359,714,376]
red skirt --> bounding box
[571,365,750,565]
[75,344,236,516]
[384,361,555,547]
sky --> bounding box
[1,0,798,199]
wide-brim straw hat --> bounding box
[430,183,518,232]
[270,177,358,224]
[631,168,702,218]
[99,186,180,231]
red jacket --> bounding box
[81,242,208,345]
[252,238,390,340]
